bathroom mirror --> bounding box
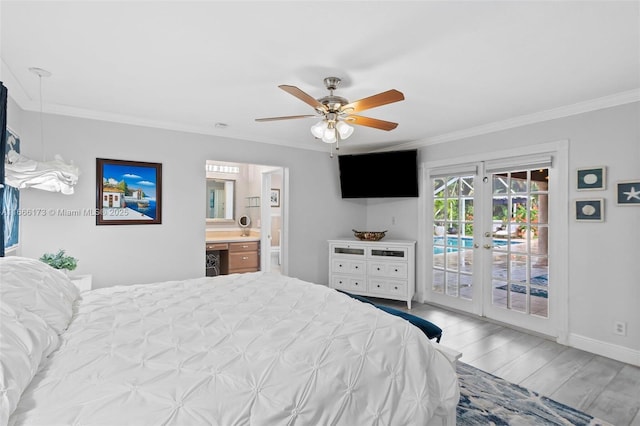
[206,178,235,221]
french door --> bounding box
[426,153,560,337]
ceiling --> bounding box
[2,1,638,153]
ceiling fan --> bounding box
[255,77,404,149]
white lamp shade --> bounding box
[310,121,327,138]
[322,127,337,143]
[336,121,354,139]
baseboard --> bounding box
[568,333,640,367]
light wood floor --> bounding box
[375,298,640,426]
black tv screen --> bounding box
[338,149,419,198]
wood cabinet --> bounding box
[328,239,416,309]
[221,241,260,274]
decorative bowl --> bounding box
[352,229,387,241]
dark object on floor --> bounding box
[456,361,612,425]
[338,290,443,342]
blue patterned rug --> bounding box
[456,362,612,425]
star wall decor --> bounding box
[617,181,640,205]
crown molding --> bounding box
[397,89,640,150]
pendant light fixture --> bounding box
[4,67,79,194]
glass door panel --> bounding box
[432,175,475,301]
[489,169,549,318]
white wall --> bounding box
[365,102,640,363]
[7,100,365,288]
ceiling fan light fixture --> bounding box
[336,121,354,139]
[257,77,404,154]
[322,125,337,144]
[310,120,326,138]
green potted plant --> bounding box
[39,249,78,274]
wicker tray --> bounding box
[352,229,387,241]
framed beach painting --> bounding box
[96,158,162,225]
[616,180,640,206]
[576,166,606,190]
[575,199,604,222]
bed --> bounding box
[1,256,459,426]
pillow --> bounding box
[0,301,60,426]
[0,256,80,334]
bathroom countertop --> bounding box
[206,231,260,243]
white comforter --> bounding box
[2,258,458,426]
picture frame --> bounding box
[270,188,280,207]
[575,199,604,222]
[96,158,162,225]
[576,166,606,190]
[616,180,640,206]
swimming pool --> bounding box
[433,236,511,254]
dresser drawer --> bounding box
[368,262,408,278]
[229,241,259,252]
[228,251,259,271]
[331,259,366,275]
[368,279,407,296]
[368,247,408,259]
[331,276,366,292]
[330,244,366,258]
[206,242,229,251]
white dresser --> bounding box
[328,239,416,309]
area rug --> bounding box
[456,362,612,425]
[495,274,548,298]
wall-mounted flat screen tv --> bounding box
[338,149,419,198]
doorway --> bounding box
[260,168,286,274]
[423,146,567,338]
[205,160,287,276]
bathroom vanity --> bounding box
[206,232,260,276]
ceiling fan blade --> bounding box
[279,85,327,112]
[255,114,317,122]
[346,115,399,131]
[341,89,404,114]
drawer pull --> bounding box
[394,286,398,290]
[376,267,381,271]
[377,284,381,288]
[394,268,398,272]
[355,282,359,286]
[242,256,249,260]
